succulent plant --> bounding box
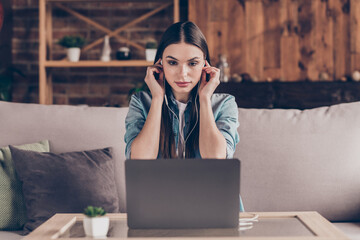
[57,35,86,48]
[84,206,107,217]
[145,40,158,49]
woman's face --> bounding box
[162,42,205,102]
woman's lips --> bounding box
[175,82,191,87]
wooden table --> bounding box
[22,212,349,240]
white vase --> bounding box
[101,35,111,62]
[67,47,81,62]
[145,49,157,62]
[83,216,109,238]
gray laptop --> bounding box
[125,158,240,229]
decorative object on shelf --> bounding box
[83,206,109,238]
[57,35,85,62]
[145,39,158,62]
[100,35,111,62]
[340,76,347,82]
[217,54,230,82]
[231,73,242,82]
[116,47,131,60]
[240,73,252,82]
[352,70,360,82]
[318,72,329,81]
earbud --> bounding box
[160,60,163,65]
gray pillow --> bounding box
[9,146,119,233]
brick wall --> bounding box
[8,0,183,106]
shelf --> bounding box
[47,0,171,2]
[44,60,153,67]
[39,0,179,104]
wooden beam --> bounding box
[54,3,145,51]
[45,60,153,67]
[47,0,170,2]
[173,0,179,22]
[39,0,52,104]
[81,2,172,53]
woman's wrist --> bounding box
[199,94,211,104]
[151,95,164,106]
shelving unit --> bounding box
[39,0,179,104]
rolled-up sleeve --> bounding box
[124,94,146,159]
[215,96,240,158]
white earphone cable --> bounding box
[164,79,199,158]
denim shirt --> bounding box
[124,91,240,160]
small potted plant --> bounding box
[57,35,85,62]
[83,206,109,238]
[145,39,158,62]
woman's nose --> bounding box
[179,65,189,77]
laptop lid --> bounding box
[125,158,240,229]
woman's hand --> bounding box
[144,58,165,100]
[199,60,221,101]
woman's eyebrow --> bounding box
[166,56,178,60]
[165,56,201,61]
[187,57,200,61]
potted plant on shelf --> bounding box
[57,35,85,62]
[83,206,109,238]
[145,39,158,62]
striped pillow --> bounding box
[0,140,49,230]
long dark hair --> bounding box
[154,21,211,158]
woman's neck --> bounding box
[173,91,190,103]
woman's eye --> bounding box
[168,61,177,65]
[189,62,198,66]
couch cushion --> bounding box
[10,146,119,233]
[235,102,360,221]
[0,101,127,212]
[0,231,23,240]
[0,140,49,230]
[333,223,360,240]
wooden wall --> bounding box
[189,0,360,82]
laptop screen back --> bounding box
[125,158,240,229]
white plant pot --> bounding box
[145,49,157,62]
[67,47,81,62]
[83,216,109,238]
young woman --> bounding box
[124,21,243,211]
[125,21,240,161]
[125,22,239,159]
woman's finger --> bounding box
[147,66,160,75]
[155,58,161,65]
[201,69,207,83]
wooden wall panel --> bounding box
[188,0,359,81]
[350,0,360,71]
[312,0,334,81]
[330,0,351,79]
[245,0,264,81]
[227,0,246,75]
[280,0,300,81]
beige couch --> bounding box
[0,100,359,239]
